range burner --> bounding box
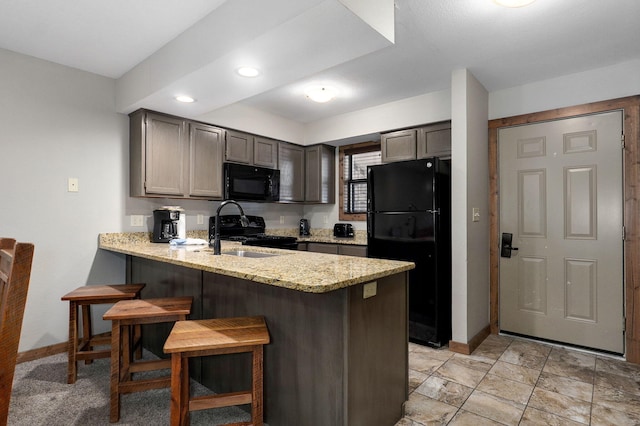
[209,215,298,250]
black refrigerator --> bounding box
[367,157,451,347]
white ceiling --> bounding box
[1,0,639,124]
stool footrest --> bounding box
[75,349,111,361]
[119,376,171,394]
[129,359,171,373]
[189,391,252,412]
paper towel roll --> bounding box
[177,212,186,239]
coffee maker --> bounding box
[299,218,311,236]
[152,207,184,242]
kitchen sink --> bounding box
[222,250,281,258]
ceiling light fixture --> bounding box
[236,67,260,77]
[175,95,195,103]
[304,85,338,103]
[493,0,536,7]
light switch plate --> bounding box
[67,177,79,192]
[472,207,480,222]
[197,214,204,225]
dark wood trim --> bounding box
[448,325,491,355]
[338,141,380,222]
[488,95,640,363]
[16,341,69,364]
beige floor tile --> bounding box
[434,359,488,388]
[596,356,640,379]
[403,392,458,425]
[520,406,584,426]
[395,417,423,426]
[475,373,534,405]
[595,369,640,396]
[488,360,541,386]
[591,402,640,426]
[498,341,549,370]
[410,343,456,361]
[415,375,473,407]
[409,351,447,374]
[528,387,591,424]
[543,348,595,384]
[461,390,524,425]
[448,409,503,425]
[449,354,494,372]
[593,385,640,418]
[408,368,429,392]
[536,371,594,402]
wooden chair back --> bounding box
[0,238,35,426]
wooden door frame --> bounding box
[489,95,640,363]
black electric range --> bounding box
[208,215,298,250]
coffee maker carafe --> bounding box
[152,207,183,242]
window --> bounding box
[339,141,381,221]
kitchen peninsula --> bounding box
[99,233,414,426]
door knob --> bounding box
[501,232,519,258]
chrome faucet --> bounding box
[211,200,250,255]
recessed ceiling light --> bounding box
[175,95,195,103]
[493,0,535,7]
[304,86,338,103]
[236,67,260,77]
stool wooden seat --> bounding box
[61,283,146,384]
[104,296,193,423]
[163,316,270,426]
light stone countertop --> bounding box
[98,233,413,294]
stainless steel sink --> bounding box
[222,250,280,258]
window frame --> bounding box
[338,141,381,221]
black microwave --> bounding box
[224,163,280,202]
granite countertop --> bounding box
[99,233,413,294]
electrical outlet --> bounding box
[197,214,204,225]
[323,215,328,224]
[67,177,79,192]
[279,216,285,224]
[130,215,144,227]
[363,281,377,299]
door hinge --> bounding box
[623,226,626,241]
[623,317,627,333]
[621,133,625,149]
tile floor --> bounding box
[397,334,640,425]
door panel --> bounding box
[499,111,624,353]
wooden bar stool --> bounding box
[163,316,270,426]
[61,283,146,384]
[103,296,193,423]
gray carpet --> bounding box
[8,351,256,425]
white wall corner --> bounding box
[339,0,395,43]
[450,68,490,345]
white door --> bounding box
[499,111,624,353]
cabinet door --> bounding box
[189,123,225,198]
[381,129,417,163]
[254,137,278,169]
[278,142,305,202]
[225,130,253,164]
[305,145,335,203]
[417,122,451,159]
[338,245,367,257]
[145,112,187,196]
[307,243,339,254]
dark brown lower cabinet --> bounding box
[127,255,408,426]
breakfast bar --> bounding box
[99,233,414,426]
